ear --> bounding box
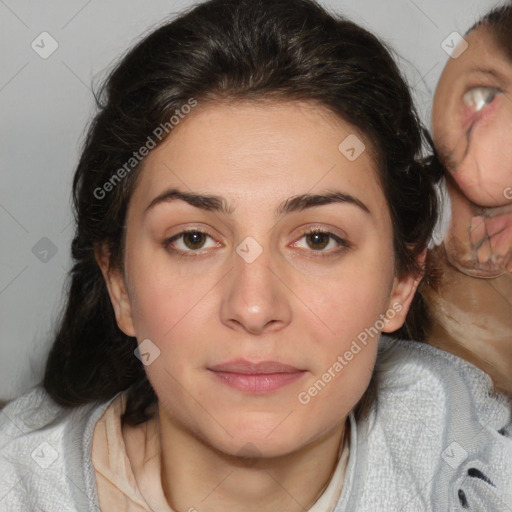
[381,249,426,333]
[94,243,136,337]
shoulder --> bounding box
[374,336,511,429]
[338,336,512,511]
[0,385,116,511]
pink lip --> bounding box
[208,360,306,393]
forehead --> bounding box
[130,100,385,214]
[441,25,511,80]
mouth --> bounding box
[208,360,307,393]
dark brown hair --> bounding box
[42,0,439,425]
[467,1,512,58]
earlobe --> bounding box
[382,250,426,333]
[94,243,136,337]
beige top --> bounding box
[92,392,350,511]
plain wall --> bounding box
[0,0,503,400]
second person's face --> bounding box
[433,24,512,209]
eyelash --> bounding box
[162,227,351,259]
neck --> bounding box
[424,245,512,394]
[157,407,348,512]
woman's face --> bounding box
[100,100,419,458]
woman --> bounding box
[0,0,510,510]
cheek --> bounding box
[128,273,175,337]
[126,247,211,340]
[125,229,395,371]
[459,109,512,207]
[296,322,379,430]
[434,103,471,170]
[322,272,390,333]
[446,97,512,207]
[432,81,458,152]
[298,251,395,361]
[432,109,450,150]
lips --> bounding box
[208,359,306,393]
[209,360,302,374]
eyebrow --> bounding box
[144,187,370,218]
[465,67,508,84]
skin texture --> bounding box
[95,100,420,511]
[427,24,512,394]
[433,24,512,275]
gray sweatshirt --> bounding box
[1,337,511,511]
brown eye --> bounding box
[305,231,330,250]
[292,228,350,257]
[463,87,500,112]
[182,231,207,250]
[163,229,219,255]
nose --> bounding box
[220,241,292,335]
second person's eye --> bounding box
[463,86,501,113]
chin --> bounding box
[222,436,306,463]
[201,418,314,462]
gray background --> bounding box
[0,0,503,400]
